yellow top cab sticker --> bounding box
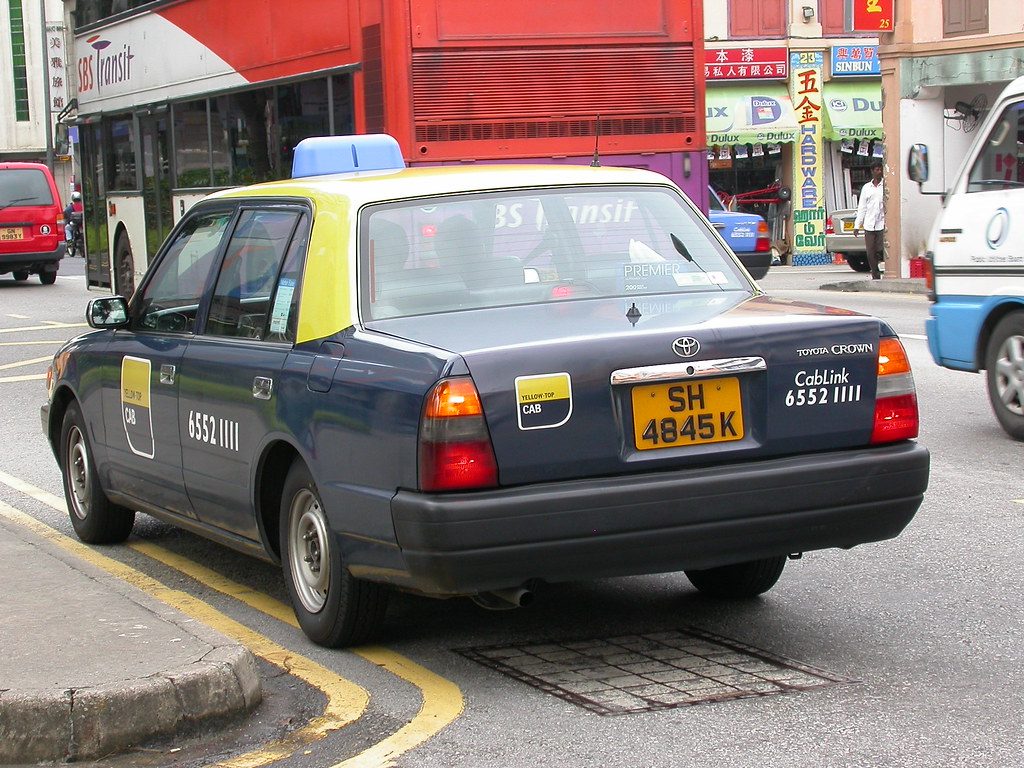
[515,372,572,430]
[121,356,155,458]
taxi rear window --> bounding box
[360,185,747,319]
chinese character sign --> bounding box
[704,47,789,81]
[850,0,894,31]
[45,23,68,114]
[790,50,828,266]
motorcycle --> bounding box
[65,213,84,258]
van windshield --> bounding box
[0,169,55,207]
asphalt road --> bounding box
[1,261,1021,768]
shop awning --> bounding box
[705,85,799,145]
[822,81,883,141]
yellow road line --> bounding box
[0,469,464,767]
[0,322,87,333]
[0,340,68,346]
[0,355,53,370]
[0,499,368,763]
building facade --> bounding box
[704,0,882,265]
[882,0,1024,274]
[1,0,74,194]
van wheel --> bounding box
[60,402,136,543]
[12,271,28,281]
[280,460,389,647]
[40,271,57,285]
[115,234,135,296]
[685,556,787,598]
[985,313,1024,440]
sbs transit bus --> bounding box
[68,0,707,296]
[909,75,1024,439]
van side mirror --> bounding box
[55,123,69,155]
[908,144,929,184]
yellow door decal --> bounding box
[121,356,155,458]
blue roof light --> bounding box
[291,134,406,178]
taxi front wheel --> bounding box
[59,402,136,544]
[684,556,786,599]
[280,460,389,647]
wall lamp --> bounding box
[802,5,815,21]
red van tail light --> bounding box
[871,337,919,443]
[419,377,498,491]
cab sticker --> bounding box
[515,372,572,430]
[785,367,863,407]
[121,356,155,458]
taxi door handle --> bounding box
[253,376,273,401]
[160,364,175,385]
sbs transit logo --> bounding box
[77,36,134,94]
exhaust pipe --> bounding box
[471,587,534,611]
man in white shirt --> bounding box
[854,161,885,280]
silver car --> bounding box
[824,209,875,273]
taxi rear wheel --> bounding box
[280,461,389,647]
[59,402,136,544]
[985,313,1024,440]
[684,556,786,599]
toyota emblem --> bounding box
[672,337,700,357]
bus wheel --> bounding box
[985,313,1024,440]
[115,234,135,296]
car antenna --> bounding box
[590,115,601,167]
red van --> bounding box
[0,162,64,284]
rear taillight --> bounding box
[755,221,771,252]
[419,377,498,491]
[871,337,919,443]
[824,217,835,235]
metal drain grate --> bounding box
[457,627,855,715]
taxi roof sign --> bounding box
[291,134,406,178]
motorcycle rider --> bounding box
[64,191,83,256]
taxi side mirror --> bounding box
[87,297,130,329]
[908,144,930,184]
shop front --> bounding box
[704,46,795,255]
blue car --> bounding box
[41,136,928,647]
[707,188,772,280]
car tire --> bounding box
[12,271,29,281]
[39,270,57,285]
[60,402,136,543]
[845,254,870,272]
[684,556,787,598]
[280,460,389,647]
[985,313,1024,440]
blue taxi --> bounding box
[42,135,929,647]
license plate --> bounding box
[631,377,744,450]
[842,221,854,232]
[0,227,25,241]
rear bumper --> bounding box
[391,441,930,595]
[0,243,64,272]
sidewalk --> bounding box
[0,511,261,763]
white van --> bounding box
[909,75,1024,439]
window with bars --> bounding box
[8,0,30,121]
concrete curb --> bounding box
[820,278,930,295]
[0,514,262,763]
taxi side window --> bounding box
[967,101,1024,192]
[206,208,303,340]
[136,211,233,333]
